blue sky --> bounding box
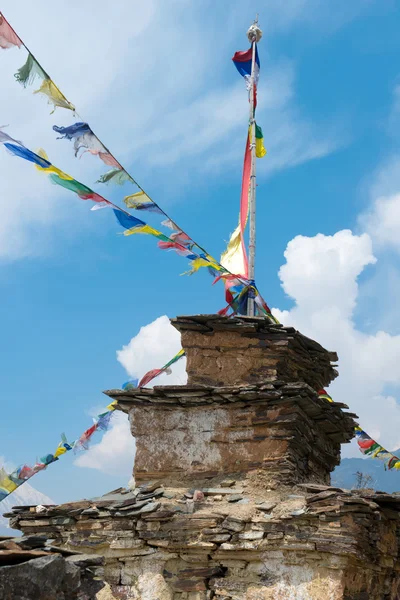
[1,0,400,504]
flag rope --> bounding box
[318,390,400,471]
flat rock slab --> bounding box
[201,489,244,496]
[0,549,56,566]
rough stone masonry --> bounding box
[5,315,400,599]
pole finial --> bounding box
[247,17,262,43]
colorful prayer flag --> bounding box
[255,124,267,158]
[113,209,145,231]
[15,54,46,87]
[124,191,162,213]
[97,168,133,185]
[34,79,75,113]
[0,14,22,49]
[232,45,260,88]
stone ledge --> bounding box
[104,382,357,446]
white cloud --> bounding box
[273,229,400,456]
[361,194,400,252]
[278,230,376,318]
[75,315,187,478]
[74,412,136,477]
[116,315,187,385]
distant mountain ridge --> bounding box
[333,452,400,493]
[0,483,53,536]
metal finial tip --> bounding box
[247,22,262,43]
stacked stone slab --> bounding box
[108,382,355,486]
[6,314,400,599]
[6,482,400,599]
[171,315,338,390]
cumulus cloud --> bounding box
[75,315,186,478]
[74,412,136,477]
[116,315,187,385]
[273,229,400,456]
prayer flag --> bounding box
[255,124,267,158]
[4,142,51,168]
[97,168,133,185]
[124,191,162,213]
[232,45,260,88]
[113,208,145,230]
[15,54,46,87]
[34,79,75,113]
[0,14,22,49]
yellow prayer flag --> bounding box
[35,149,73,180]
[0,472,17,494]
[249,124,267,158]
[124,191,151,208]
[124,224,161,237]
[184,255,222,276]
[107,401,118,411]
[34,79,75,113]
[54,446,67,458]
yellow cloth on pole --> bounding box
[220,221,247,275]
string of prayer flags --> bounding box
[2,138,112,208]
[137,349,186,388]
[0,13,277,313]
[0,11,253,301]
[1,131,227,280]
[0,12,74,112]
[317,391,400,472]
[354,427,400,470]
[0,402,118,503]
[0,13,22,49]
